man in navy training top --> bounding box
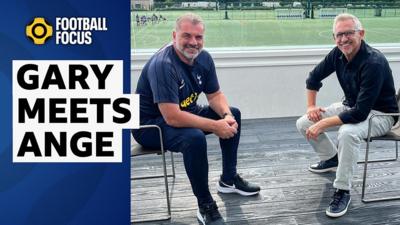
[132,13,260,225]
[296,13,398,218]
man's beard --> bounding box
[176,43,202,62]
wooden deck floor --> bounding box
[131,117,400,225]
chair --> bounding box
[361,90,400,203]
[131,125,175,222]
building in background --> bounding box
[132,0,154,10]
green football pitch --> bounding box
[132,10,400,49]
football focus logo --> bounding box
[26,18,53,45]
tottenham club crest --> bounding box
[196,74,202,85]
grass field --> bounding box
[132,9,400,49]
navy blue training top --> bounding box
[136,44,220,121]
[306,40,398,124]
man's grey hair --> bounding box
[332,13,363,33]
[175,13,205,31]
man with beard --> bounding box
[132,13,260,225]
[296,13,398,218]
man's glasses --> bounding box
[333,30,359,40]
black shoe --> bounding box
[197,201,225,225]
[326,189,351,218]
[217,174,260,196]
[309,154,338,173]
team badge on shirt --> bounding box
[196,73,202,85]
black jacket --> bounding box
[306,40,398,124]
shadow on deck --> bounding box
[132,117,400,225]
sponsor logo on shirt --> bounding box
[180,92,198,108]
[179,79,185,89]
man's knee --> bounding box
[181,129,207,154]
[296,114,310,132]
[230,106,241,120]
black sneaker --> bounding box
[197,201,225,225]
[217,174,260,196]
[309,154,338,173]
[326,189,351,217]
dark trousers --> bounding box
[132,106,241,206]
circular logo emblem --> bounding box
[26,18,53,45]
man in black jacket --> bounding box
[296,13,398,218]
